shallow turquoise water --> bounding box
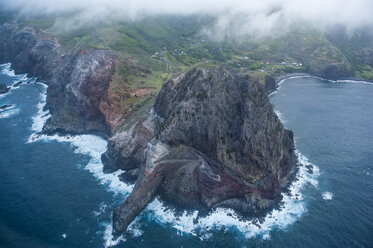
[0,64,372,247]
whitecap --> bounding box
[0,81,28,99]
[62,234,67,239]
[0,63,28,81]
[0,92,10,99]
[274,110,286,123]
[40,135,316,245]
[262,233,271,240]
[93,202,108,216]
[110,150,319,243]
[0,108,19,119]
[103,224,127,248]
[25,82,136,247]
[32,133,134,195]
[322,192,333,200]
[30,130,135,246]
[128,222,144,238]
[103,150,319,247]
[199,232,213,241]
[27,82,51,142]
[27,83,134,195]
[0,104,16,112]
[25,73,321,246]
[1,63,15,77]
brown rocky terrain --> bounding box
[104,67,297,238]
[0,22,297,240]
[0,23,156,134]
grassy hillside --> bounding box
[326,27,373,80]
[4,14,372,128]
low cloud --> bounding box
[1,0,373,38]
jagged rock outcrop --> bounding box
[102,113,155,173]
[264,75,276,93]
[0,22,296,240]
[0,23,117,134]
[44,49,117,134]
[109,67,296,238]
[0,23,58,81]
[154,68,294,183]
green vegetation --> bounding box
[326,28,373,80]
[355,65,373,80]
[4,13,373,127]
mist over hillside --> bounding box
[1,1,373,247]
[1,0,373,38]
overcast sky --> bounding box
[1,0,372,38]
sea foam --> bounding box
[1,63,15,77]
[0,107,19,119]
[27,83,136,246]
[25,81,133,195]
[27,82,50,141]
[274,110,286,124]
[103,150,320,247]
[141,151,319,241]
[322,192,333,200]
[27,74,320,247]
[0,64,28,100]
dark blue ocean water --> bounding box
[0,64,372,248]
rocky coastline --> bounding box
[105,67,298,237]
[0,23,118,135]
[0,22,361,240]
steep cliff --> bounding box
[0,23,58,81]
[154,68,294,183]
[109,67,296,237]
[0,23,117,134]
[0,22,296,240]
[44,49,117,134]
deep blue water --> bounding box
[0,64,372,247]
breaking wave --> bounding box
[1,63,15,77]
[322,192,333,200]
[25,71,321,247]
[0,106,20,119]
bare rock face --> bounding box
[154,67,294,184]
[0,23,296,239]
[0,23,117,135]
[265,75,277,93]
[110,67,296,238]
[0,23,58,81]
[44,50,117,134]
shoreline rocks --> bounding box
[0,23,118,135]
[110,67,297,238]
[2,22,355,241]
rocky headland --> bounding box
[1,22,357,240]
[0,23,117,135]
[104,67,297,237]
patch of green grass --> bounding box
[355,65,373,80]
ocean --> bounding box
[0,63,372,247]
